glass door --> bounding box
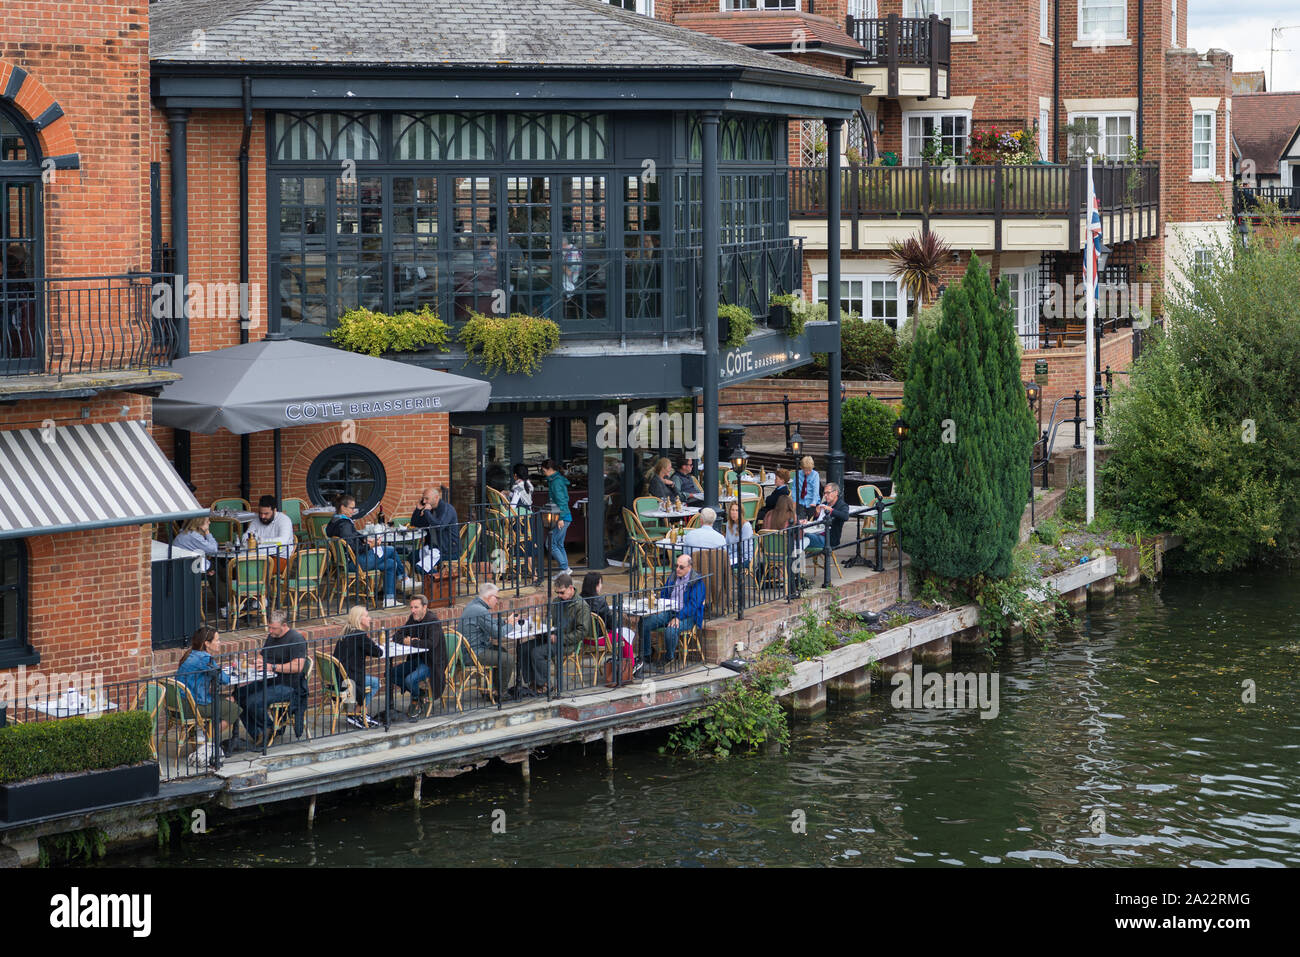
[449,427,485,524]
[1,178,40,373]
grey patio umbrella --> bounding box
[154,337,491,500]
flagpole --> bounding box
[1085,148,1096,526]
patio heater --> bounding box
[891,417,909,598]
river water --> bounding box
[112,570,1300,867]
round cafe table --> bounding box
[643,506,700,523]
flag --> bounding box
[1086,167,1103,302]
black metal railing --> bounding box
[1235,185,1300,215]
[0,272,180,378]
[847,13,952,70]
[268,237,803,343]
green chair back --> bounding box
[209,517,237,545]
[164,678,199,723]
[280,498,306,531]
[314,653,345,696]
[391,516,411,528]
[305,512,332,542]
[212,497,249,512]
[857,484,881,507]
[232,556,270,596]
[288,547,327,587]
[759,530,787,561]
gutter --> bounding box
[238,76,252,501]
[1053,0,1060,161]
[1136,0,1145,151]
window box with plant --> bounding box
[718,303,755,348]
[0,712,158,825]
[767,294,822,339]
[327,305,452,358]
[458,311,561,376]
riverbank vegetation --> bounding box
[1102,218,1300,572]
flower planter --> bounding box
[0,762,159,825]
[768,304,791,331]
[718,313,731,347]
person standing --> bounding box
[540,459,571,574]
[795,456,821,520]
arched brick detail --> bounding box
[0,59,81,166]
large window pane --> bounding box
[452,176,499,322]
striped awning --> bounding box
[0,420,206,539]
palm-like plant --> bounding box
[887,230,952,320]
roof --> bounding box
[1232,70,1266,95]
[148,0,850,83]
[1232,92,1300,175]
[675,12,865,61]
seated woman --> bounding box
[173,516,228,615]
[508,463,534,511]
[174,626,244,754]
[723,501,755,570]
[643,456,674,500]
[332,605,384,728]
[327,494,409,607]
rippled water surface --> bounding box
[113,571,1300,867]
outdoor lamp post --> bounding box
[891,418,908,598]
[789,431,803,458]
[730,446,748,477]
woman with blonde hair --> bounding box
[332,605,383,727]
[644,456,674,499]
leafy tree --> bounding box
[894,257,1035,579]
[1102,221,1300,570]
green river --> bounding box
[108,570,1300,867]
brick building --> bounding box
[656,0,1234,375]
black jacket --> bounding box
[332,630,383,685]
[818,497,851,548]
[400,612,449,679]
[411,499,460,560]
[584,594,613,632]
[326,514,367,559]
[757,484,790,525]
[645,474,673,499]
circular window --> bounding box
[306,443,387,516]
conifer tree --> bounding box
[894,257,1035,580]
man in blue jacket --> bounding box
[635,553,706,675]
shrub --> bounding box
[841,394,896,461]
[668,650,794,757]
[328,305,451,357]
[1102,221,1300,570]
[822,316,897,379]
[1033,518,1062,546]
[894,257,1036,580]
[718,303,756,347]
[785,608,837,661]
[458,312,560,376]
[0,711,154,784]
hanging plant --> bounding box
[329,305,451,358]
[718,303,755,348]
[458,311,561,376]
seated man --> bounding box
[391,594,448,706]
[238,612,310,743]
[635,554,706,675]
[547,572,589,692]
[672,457,703,499]
[327,494,410,607]
[459,582,520,696]
[681,507,726,549]
[809,482,851,551]
[242,495,296,573]
[411,485,460,565]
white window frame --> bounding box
[1192,110,1216,179]
[813,273,910,331]
[721,0,800,10]
[1067,111,1135,161]
[609,0,655,14]
[904,0,973,36]
[903,110,971,166]
[1040,0,1050,40]
[1039,108,1051,160]
[1078,0,1126,43]
[847,0,877,18]
[1171,1,1178,46]
[1192,248,1213,275]
[1003,266,1042,342]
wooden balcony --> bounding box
[847,13,950,98]
[787,162,1160,252]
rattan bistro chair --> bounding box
[266,656,315,745]
[285,546,329,624]
[228,554,271,629]
[444,630,496,711]
[133,680,170,760]
[313,652,369,735]
[212,497,250,512]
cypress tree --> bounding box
[894,257,1035,580]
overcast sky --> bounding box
[1188,0,1300,91]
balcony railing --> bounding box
[0,273,180,379]
[270,237,803,344]
[789,163,1160,246]
[847,13,950,97]
[1235,185,1300,216]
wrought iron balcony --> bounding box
[1235,185,1300,217]
[0,273,180,380]
[847,13,951,98]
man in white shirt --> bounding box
[681,507,726,549]
[242,495,296,571]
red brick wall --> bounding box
[0,2,151,276]
[0,392,158,683]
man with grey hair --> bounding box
[811,481,850,550]
[681,507,726,550]
[459,581,520,696]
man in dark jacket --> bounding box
[391,594,448,704]
[812,482,851,548]
[411,485,460,562]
